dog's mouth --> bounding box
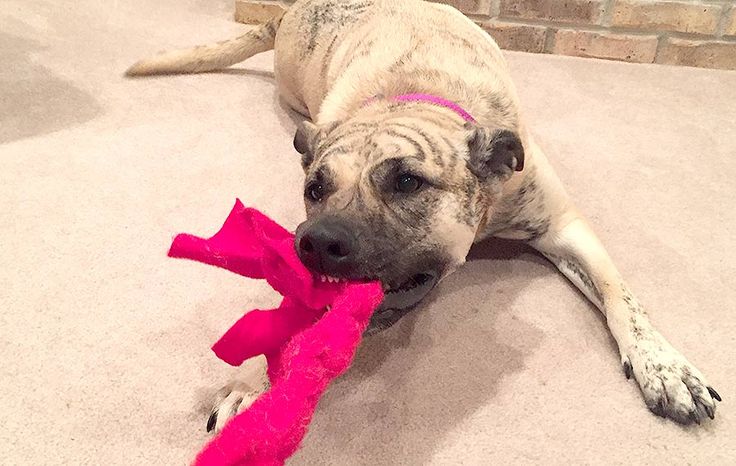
[316,271,438,303]
[382,272,438,307]
[314,270,439,333]
[363,271,439,334]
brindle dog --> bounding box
[128,0,721,430]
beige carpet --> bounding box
[2,0,736,464]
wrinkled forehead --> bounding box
[310,117,463,185]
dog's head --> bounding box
[293,104,524,327]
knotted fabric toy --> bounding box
[169,200,384,466]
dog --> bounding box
[127,0,721,432]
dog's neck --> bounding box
[315,65,485,124]
[363,93,477,123]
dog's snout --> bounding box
[296,219,358,275]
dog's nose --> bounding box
[296,219,358,275]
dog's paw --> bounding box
[206,380,269,433]
[622,334,721,424]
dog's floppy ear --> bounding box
[465,124,525,180]
[293,121,321,169]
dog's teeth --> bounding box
[318,275,348,284]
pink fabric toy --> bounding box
[169,200,384,466]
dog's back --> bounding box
[278,0,518,126]
[126,0,516,127]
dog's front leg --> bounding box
[207,364,270,433]
[530,212,721,423]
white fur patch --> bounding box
[431,196,477,270]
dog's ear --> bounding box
[465,124,525,180]
[293,121,321,169]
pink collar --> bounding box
[367,93,476,123]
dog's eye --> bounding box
[395,174,423,193]
[306,182,325,202]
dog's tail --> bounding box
[125,14,284,76]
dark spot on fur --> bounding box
[303,0,374,55]
[456,176,478,226]
[381,129,427,161]
[387,122,442,162]
[488,173,551,240]
[320,35,339,78]
[483,92,516,123]
[544,253,604,305]
[560,258,604,305]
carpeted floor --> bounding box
[2,0,735,464]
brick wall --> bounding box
[234,0,736,70]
